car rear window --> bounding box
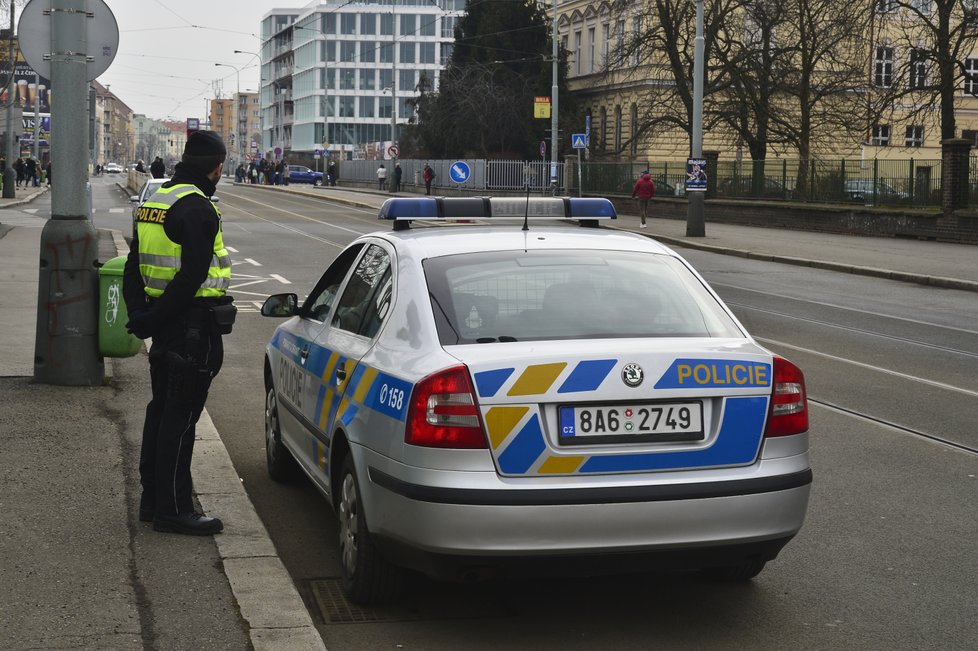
[424,249,743,344]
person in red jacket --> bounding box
[631,170,656,228]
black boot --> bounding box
[153,512,223,535]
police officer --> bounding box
[123,130,235,535]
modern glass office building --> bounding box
[261,0,466,160]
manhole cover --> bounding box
[310,577,407,624]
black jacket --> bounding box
[123,163,222,329]
[150,159,166,178]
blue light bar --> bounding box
[378,197,617,221]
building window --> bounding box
[614,105,622,152]
[321,68,335,90]
[599,106,607,151]
[323,41,336,62]
[421,15,436,36]
[909,49,928,88]
[965,0,978,29]
[963,129,978,146]
[876,0,897,12]
[442,16,457,39]
[630,103,638,157]
[340,14,356,35]
[323,14,336,34]
[874,46,894,88]
[440,43,453,65]
[399,69,415,92]
[360,69,376,90]
[601,23,609,67]
[400,42,416,64]
[400,14,416,36]
[340,41,356,62]
[632,17,642,66]
[379,69,393,90]
[905,126,923,147]
[379,96,393,119]
[872,124,891,146]
[359,97,375,118]
[574,31,581,75]
[588,27,595,73]
[338,96,355,117]
[362,14,376,35]
[966,57,978,95]
[380,43,393,63]
[908,0,932,14]
[419,42,435,64]
[361,42,376,63]
[381,13,393,36]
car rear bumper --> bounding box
[357,447,811,579]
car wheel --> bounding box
[704,559,767,581]
[337,454,406,604]
[313,178,323,186]
[265,384,298,482]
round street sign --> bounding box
[449,161,471,184]
[387,144,399,158]
[18,0,119,81]
[540,140,546,158]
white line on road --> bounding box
[270,274,291,284]
[226,246,239,253]
[211,200,345,249]
[757,337,978,398]
[221,192,370,236]
[22,208,39,214]
[229,279,272,290]
[109,208,124,213]
[245,258,261,266]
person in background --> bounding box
[282,159,289,185]
[45,160,51,186]
[25,157,37,188]
[393,163,402,192]
[123,130,235,536]
[274,160,284,186]
[631,169,656,229]
[135,160,146,173]
[150,156,166,179]
[327,160,337,186]
[377,163,387,191]
[13,157,24,188]
[423,164,435,195]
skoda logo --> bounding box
[622,363,644,387]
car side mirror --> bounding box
[211,196,220,204]
[261,293,299,317]
[129,195,139,202]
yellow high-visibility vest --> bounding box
[134,183,231,298]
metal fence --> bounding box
[329,155,978,208]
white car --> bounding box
[104,162,123,174]
[260,197,811,604]
[129,177,219,237]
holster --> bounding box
[165,350,210,403]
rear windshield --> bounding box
[424,249,743,344]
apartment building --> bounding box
[260,0,466,160]
[92,80,134,166]
[556,0,978,164]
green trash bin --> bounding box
[98,255,143,357]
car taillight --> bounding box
[405,365,487,449]
[764,356,809,437]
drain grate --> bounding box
[308,577,513,625]
[310,578,425,624]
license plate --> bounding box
[558,402,703,445]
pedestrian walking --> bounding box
[122,130,236,536]
[393,163,402,192]
[274,160,284,186]
[25,157,37,188]
[45,160,51,186]
[327,160,337,186]
[423,164,435,195]
[150,156,166,179]
[631,170,656,228]
[377,163,387,190]
[13,157,24,187]
[135,159,146,173]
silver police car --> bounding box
[261,197,811,604]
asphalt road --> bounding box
[96,176,978,650]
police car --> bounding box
[261,197,811,604]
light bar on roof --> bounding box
[378,197,617,221]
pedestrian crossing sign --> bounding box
[572,134,587,149]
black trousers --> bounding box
[139,328,223,516]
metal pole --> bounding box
[33,71,40,160]
[390,1,397,171]
[550,0,558,192]
[35,0,103,384]
[686,0,706,236]
[2,3,16,198]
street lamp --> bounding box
[215,62,241,169]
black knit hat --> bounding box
[184,130,227,157]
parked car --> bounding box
[843,180,909,205]
[719,177,790,199]
[104,162,123,174]
[288,165,324,186]
[260,196,812,604]
[129,178,219,237]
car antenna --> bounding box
[522,167,531,232]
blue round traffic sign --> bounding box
[449,161,471,184]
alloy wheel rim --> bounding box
[338,474,359,577]
[265,389,278,458]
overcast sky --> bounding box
[91,0,280,120]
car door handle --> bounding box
[335,366,347,383]
[300,345,309,361]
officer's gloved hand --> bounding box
[126,309,155,339]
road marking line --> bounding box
[229,279,271,290]
[757,337,978,398]
[221,192,370,235]
[109,208,124,213]
[226,246,239,253]
[271,274,291,284]
[210,201,345,249]
[245,258,261,266]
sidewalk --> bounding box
[0,197,324,649]
[2,182,976,649]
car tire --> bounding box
[704,559,767,581]
[265,384,298,482]
[313,178,323,187]
[337,455,407,604]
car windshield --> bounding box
[424,249,743,344]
